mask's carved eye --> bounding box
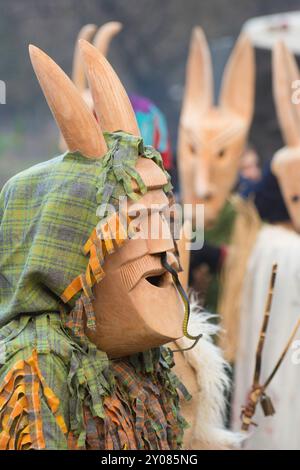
[218,148,226,158]
[291,195,300,203]
[189,143,196,155]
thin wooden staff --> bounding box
[253,263,277,388]
[241,263,300,431]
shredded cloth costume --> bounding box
[0,131,188,450]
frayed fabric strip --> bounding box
[61,213,130,304]
[0,350,67,450]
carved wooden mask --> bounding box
[178,27,255,226]
[29,41,185,358]
[272,41,300,233]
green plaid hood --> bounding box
[0,131,171,327]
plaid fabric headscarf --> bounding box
[0,131,188,450]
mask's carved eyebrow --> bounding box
[211,121,245,149]
[132,157,168,192]
[185,119,245,153]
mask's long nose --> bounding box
[139,212,175,254]
[194,157,214,200]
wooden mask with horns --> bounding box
[178,27,255,226]
[29,41,186,358]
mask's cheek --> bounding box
[87,270,137,357]
[204,156,240,223]
[86,270,184,358]
[203,192,228,227]
[282,186,300,231]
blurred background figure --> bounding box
[130,94,173,171]
[239,145,262,183]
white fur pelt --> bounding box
[174,293,242,450]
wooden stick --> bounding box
[253,263,277,386]
[241,263,277,431]
[241,264,300,432]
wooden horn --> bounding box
[93,21,123,57]
[79,39,140,135]
[72,24,97,92]
[272,40,300,147]
[181,26,214,126]
[29,44,107,158]
[220,32,255,125]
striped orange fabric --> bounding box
[0,350,67,450]
[61,213,130,305]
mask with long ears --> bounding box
[59,22,122,151]
[178,27,255,226]
[30,42,186,358]
[271,41,300,233]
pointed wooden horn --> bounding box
[93,21,123,57]
[273,40,300,147]
[29,44,107,158]
[181,26,214,126]
[79,39,140,135]
[220,33,255,125]
[72,24,97,92]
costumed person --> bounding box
[0,38,237,450]
[237,145,262,196]
[232,40,300,450]
[178,27,259,362]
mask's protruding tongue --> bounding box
[160,252,202,352]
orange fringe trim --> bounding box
[61,212,132,304]
[0,350,67,450]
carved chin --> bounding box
[204,206,220,226]
[87,273,185,359]
[202,197,226,227]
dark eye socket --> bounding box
[189,144,196,154]
[291,195,300,203]
[218,148,226,158]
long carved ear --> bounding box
[272,40,300,147]
[93,21,123,57]
[72,24,97,92]
[79,39,140,135]
[181,26,213,126]
[29,45,107,158]
[219,33,255,126]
